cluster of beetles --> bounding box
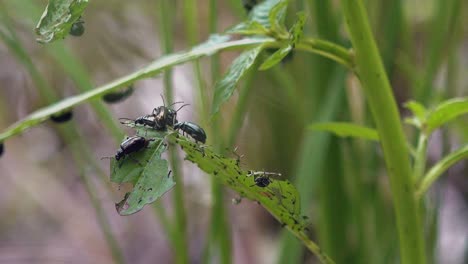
[108,97,280,190]
[110,99,206,164]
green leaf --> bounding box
[259,44,292,70]
[426,97,468,133]
[404,100,427,128]
[269,0,288,32]
[226,21,269,36]
[290,11,306,46]
[35,0,89,43]
[168,133,307,229]
[309,122,380,141]
[416,143,468,198]
[110,132,175,215]
[248,0,285,28]
[211,46,264,116]
[0,35,273,143]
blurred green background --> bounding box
[0,0,467,263]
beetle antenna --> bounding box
[160,94,166,107]
[175,103,190,112]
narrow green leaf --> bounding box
[35,0,89,43]
[211,46,263,115]
[416,144,468,198]
[290,12,306,46]
[309,122,380,141]
[110,132,175,216]
[0,35,273,143]
[269,0,288,32]
[226,20,268,36]
[259,44,292,70]
[426,97,468,133]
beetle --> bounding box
[50,110,73,123]
[69,19,85,36]
[247,170,282,188]
[0,142,4,157]
[119,98,188,131]
[174,121,207,143]
[102,136,155,167]
[102,85,134,104]
[115,136,154,161]
[151,96,189,130]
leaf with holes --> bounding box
[211,46,264,116]
[167,132,307,231]
[110,132,174,215]
[35,0,89,43]
[309,122,380,141]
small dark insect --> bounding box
[102,85,134,104]
[119,97,188,131]
[247,170,282,188]
[151,96,189,130]
[50,110,73,123]
[69,19,85,36]
[115,136,154,161]
[102,136,154,167]
[242,0,258,12]
[174,121,207,143]
[0,142,4,157]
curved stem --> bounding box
[339,1,426,263]
[296,38,354,70]
[413,133,428,182]
[416,144,468,199]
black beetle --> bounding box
[247,170,282,188]
[174,121,207,143]
[115,136,154,161]
[50,110,73,123]
[0,142,4,157]
[70,19,85,36]
[102,86,134,104]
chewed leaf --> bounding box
[211,46,263,116]
[168,133,307,231]
[426,97,468,134]
[259,45,292,70]
[309,122,380,141]
[35,0,89,43]
[111,135,174,215]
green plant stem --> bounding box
[413,133,428,182]
[296,38,353,70]
[339,1,426,263]
[208,1,232,263]
[416,144,468,199]
[158,1,189,263]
